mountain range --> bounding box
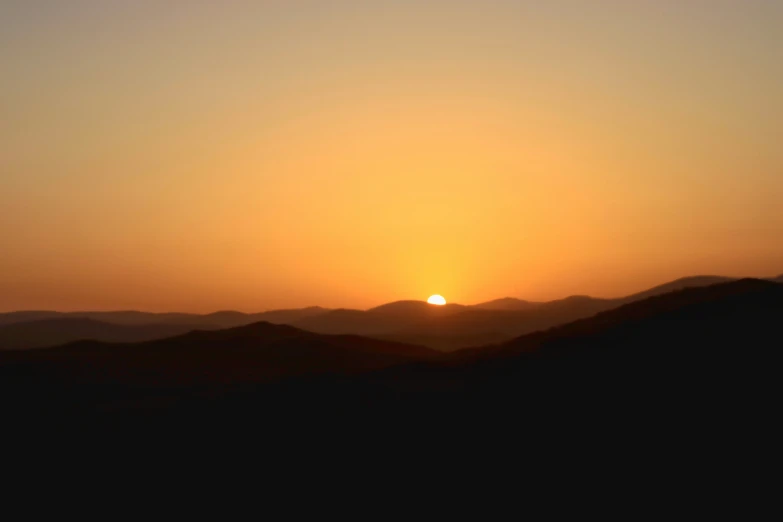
[1,274,778,351]
[0,306,328,328]
[2,277,781,439]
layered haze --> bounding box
[2,0,782,312]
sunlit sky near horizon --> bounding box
[1,1,782,312]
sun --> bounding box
[427,294,447,306]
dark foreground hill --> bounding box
[0,322,439,422]
[2,279,781,442]
[251,279,783,444]
[0,283,779,502]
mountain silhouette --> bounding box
[291,301,465,336]
[350,278,783,418]
[0,311,68,326]
[295,294,616,350]
[293,276,765,349]
[472,297,537,311]
[0,321,440,420]
[1,274,778,352]
[380,297,613,351]
[462,278,783,361]
[7,278,780,432]
[250,306,329,325]
[616,275,734,303]
[2,277,782,455]
[0,307,333,351]
[367,300,467,316]
[0,307,330,329]
[0,318,203,351]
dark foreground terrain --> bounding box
[2,278,781,458]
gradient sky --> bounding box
[2,0,782,312]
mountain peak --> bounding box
[473,297,535,311]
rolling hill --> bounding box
[2,274,779,352]
[292,301,466,336]
[293,275,772,349]
[616,275,735,303]
[295,294,616,350]
[0,321,440,418]
[350,278,783,421]
[0,318,203,351]
[472,297,538,311]
[2,278,782,451]
[461,277,783,362]
[0,307,330,328]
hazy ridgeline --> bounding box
[1,277,781,445]
[1,275,775,352]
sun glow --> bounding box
[427,295,447,306]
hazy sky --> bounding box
[2,0,782,312]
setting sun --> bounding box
[427,295,447,306]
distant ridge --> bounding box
[0,321,439,401]
[491,277,782,359]
[2,273,780,351]
[618,275,735,303]
[3,278,783,439]
[473,298,536,311]
[0,307,330,328]
[367,300,467,316]
[454,278,783,370]
[0,318,202,351]
[362,277,783,430]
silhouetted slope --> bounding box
[1,274,776,353]
[617,275,734,303]
[356,279,783,423]
[399,278,753,349]
[293,301,464,336]
[0,311,64,326]
[368,300,467,316]
[253,306,329,324]
[533,294,615,318]
[481,278,783,359]
[383,309,561,350]
[156,280,783,435]
[380,331,513,352]
[0,318,201,351]
[200,308,329,328]
[0,307,330,329]
[0,321,438,418]
[292,309,383,335]
[293,278,739,349]
[472,298,537,311]
[293,297,616,347]
[379,296,615,351]
[70,311,202,326]
[3,279,782,449]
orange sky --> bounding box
[1,1,782,312]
